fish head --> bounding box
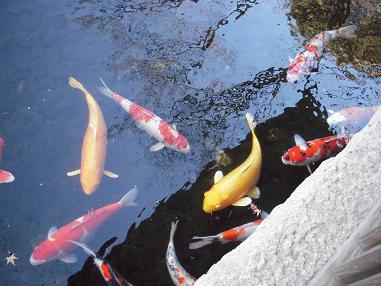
[281,147,307,165]
[30,241,58,266]
[178,139,190,153]
[202,189,224,213]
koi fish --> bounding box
[287,25,357,83]
[67,240,132,286]
[67,77,118,195]
[0,137,15,184]
[202,113,262,213]
[30,186,137,266]
[327,106,379,131]
[98,79,190,153]
[281,134,352,173]
[167,221,195,286]
[189,216,267,250]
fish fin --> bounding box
[172,123,177,130]
[150,142,165,152]
[288,56,294,64]
[68,77,90,95]
[327,109,335,115]
[189,236,218,249]
[119,186,138,207]
[232,197,252,207]
[0,169,15,183]
[65,240,96,258]
[67,169,80,176]
[170,220,179,243]
[104,170,119,178]
[48,226,58,240]
[307,164,312,174]
[337,25,357,38]
[98,78,114,99]
[247,186,260,199]
[59,253,77,264]
[214,171,224,184]
[260,211,269,218]
[294,134,307,150]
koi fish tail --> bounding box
[118,186,138,207]
[188,235,219,249]
[68,77,90,95]
[66,240,97,258]
[245,112,257,135]
[337,25,357,38]
[98,78,114,99]
[170,220,179,243]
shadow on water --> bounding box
[68,84,330,285]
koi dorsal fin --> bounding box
[48,226,58,240]
[214,171,224,184]
[294,134,307,150]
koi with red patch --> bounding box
[167,221,195,286]
[30,187,137,266]
[66,240,133,286]
[287,25,357,83]
[189,214,267,250]
[99,79,190,153]
[0,137,15,184]
[281,134,352,174]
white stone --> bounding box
[195,109,381,286]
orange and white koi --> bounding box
[30,187,137,266]
[67,77,118,195]
[281,134,352,173]
[287,25,357,83]
[67,240,132,286]
[167,221,195,286]
[202,113,262,213]
[98,79,190,153]
[189,215,267,250]
[0,137,15,184]
[327,106,379,130]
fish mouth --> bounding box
[30,255,46,266]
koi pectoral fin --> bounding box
[67,169,81,176]
[60,253,77,264]
[150,142,165,152]
[232,197,252,207]
[307,165,312,174]
[247,186,261,199]
[104,170,119,178]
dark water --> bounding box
[0,0,379,285]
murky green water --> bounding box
[0,0,379,285]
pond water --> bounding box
[0,0,379,285]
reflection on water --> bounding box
[0,0,379,285]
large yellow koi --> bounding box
[67,77,118,195]
[203,113,262,213]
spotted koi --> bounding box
[98,79,190,153]
[281,133,352,174]
[167,221,195,286]
[287,25,357,83]
[0,137,15,184]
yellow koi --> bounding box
[67,77,118,195]
[203,113,262,213]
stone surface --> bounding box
[195,109,381,286]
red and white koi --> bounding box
[287,25,357,83]
[327,106,379,129]
[0,137,15,184]
[167,221,195,286]
[30,187,137,266]
[67,240,132,286]
[189,216,266,250]
[98,79,190,153]
[281,134,352,173]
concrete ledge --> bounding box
[195,109,381,286]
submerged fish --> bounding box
[202,113,262,213]
[67,77,118,195]
[287,25,357,83]
[167,221,195,286]
[67,240,132,286]
[189,216,266,250]
[327,106,379,132]
[281,134,352,173]
[98,79,190,153]
[30,187,137,266]
[0,137,15,184]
